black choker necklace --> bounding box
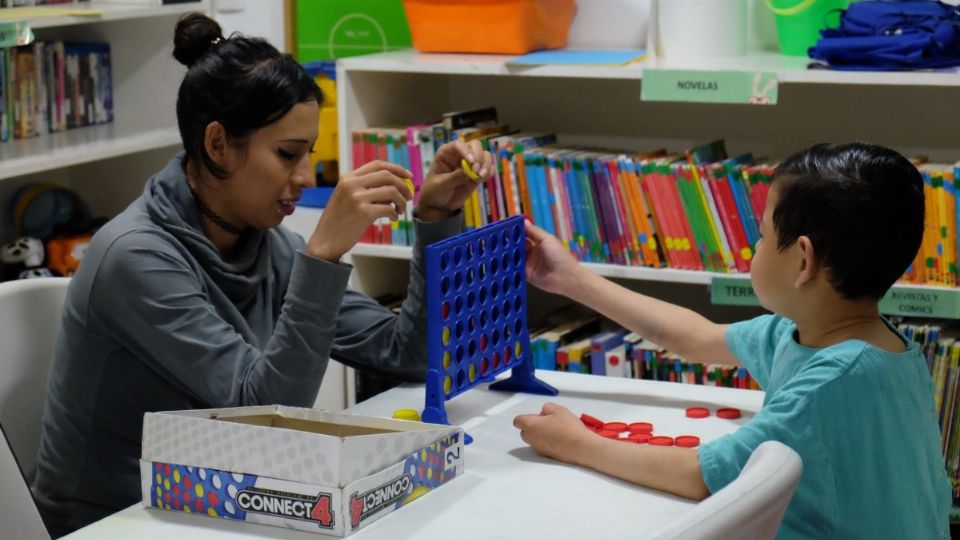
[188,185,245,236]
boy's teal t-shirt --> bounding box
[699,314,951,539]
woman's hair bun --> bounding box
[173,12,224,68]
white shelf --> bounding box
[349,243,744,284]
[0,124,180,180]
[339,49,960,87]
[348,242,960,304]
[4,1,207,29]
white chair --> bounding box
[1,423,50,540]
[647,441,803,540]
[0,277,70,483]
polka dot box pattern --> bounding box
[423,216,557,427]
[140,405,464,536]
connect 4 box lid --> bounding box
[140,405,463,536]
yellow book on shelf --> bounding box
[0,7,103,21]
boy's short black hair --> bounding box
[772,142,925,300]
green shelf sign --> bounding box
[642,69,779,105]
[879,288,960,318]
[711,276,960,319]
[710,277,760,306]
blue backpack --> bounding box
[809,1,960,70]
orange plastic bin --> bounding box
[402,0,575,55]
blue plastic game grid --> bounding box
[422,216,557,429]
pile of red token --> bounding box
[579,406,742,448]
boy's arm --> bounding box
[566,268,739,367]
[525,221,740,367]
[514,403,710,500]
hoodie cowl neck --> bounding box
[143,153,271,304]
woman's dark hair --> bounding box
[772,142,925,300]
[173,13,322,178]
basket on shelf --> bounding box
[402,0,575,55]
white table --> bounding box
[65,371,763,540]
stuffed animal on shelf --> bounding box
[0,237,49,281]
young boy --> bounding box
[513,143,951,538]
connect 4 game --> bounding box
[423,216,557,430]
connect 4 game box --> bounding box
[140,405,463,536]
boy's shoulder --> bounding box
[790,335,925,401]
[730,314,796,347]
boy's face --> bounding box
[750,185,801,315]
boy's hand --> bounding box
[516,402,711,501]
[524,220,583,296]
[416,140,494,222]
[513,402,597,465]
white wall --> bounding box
[210,0,287,52]
[568,0,778,54]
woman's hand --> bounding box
[513,402,597,465]
[416,140,495,222]
[305,160,413,262]
[524,220,584,296]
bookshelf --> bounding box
[299,50,960,406]
[0,1,209,239]
[335,49,960,302]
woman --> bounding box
[32,13,493,537]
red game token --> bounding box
[685,407,710,419]
[675,435,701,448]
[603,422,628,433]
[648,436,675,446]
[627,422,653,434]
[597,429,620,439]
[627,432,652,444]
[580,413,604,430]
[717,408,742,419]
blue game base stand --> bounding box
[421,216,557,443]
[488,358,558,396]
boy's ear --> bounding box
[203,121,230,170]
[794,235,819,288]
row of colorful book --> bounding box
[899,320,960,500]
[352,107,960,287]
[526,308,759,390]
[0,40,113,143]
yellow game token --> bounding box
[393,408,421,421]
[460,158,480,181]
[404,178,415,197]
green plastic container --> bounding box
[766,0,851,56]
